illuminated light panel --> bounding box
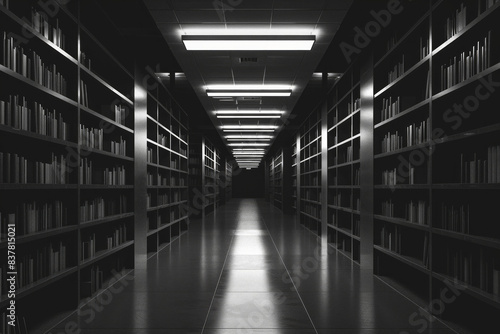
[222,125,278,130]
[182,35,315,51]
[227,139,271,142]
[215,110,285,115]
[223,129,275,133]
[207,90,291,97]
[226,135,273,139]
[217,115,281,119]
[228,143,270,147]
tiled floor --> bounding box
[46,199,457,334]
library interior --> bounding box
[0,0,499,333]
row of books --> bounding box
[0,152,69,184]
[147,147,154,163]
[80,52,92,71]
[438,204,470,234]
[0,96,69,140]
[387,54,405,84]
[303,175,319,187]
[302,204,320,218]
[379,225,402,254]
[17,241,67,288]
[380,119,428,153]
[381,166,417,185]
[460,146,500,184]
[302,189,320,202]
[2,32,68,95]
[0,200,67,236]
[80,80,88,107]
[419,37,430,61]
[406,200,428,225]
[79,125,103,150]
[445,3,467,40]
[0,312,27,334]
[82,233,96,260]
[79,159,126,185]
[480,256,500,296]
[106,224,127,250]
[440,32,491,91]
[79,195,128,222]
[81,266,103,297]
[31,8,66,50]
[110,137,127,156]
[347,98,361,114]
[379,96,416,122]
[114,104,127,126]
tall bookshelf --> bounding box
[291,141,298,214]
[188,135,220,216]
[372,0,500,331]
[145,81,189,257]
[298,108,323,235]
[272,151,283,210]
[0,0,135,331]
[222,159,233,204]
[326,60,362,264]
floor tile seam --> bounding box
[200,235,235,334]
[260,212,319,334]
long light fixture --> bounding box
[217,115,281,119]
[216,110,285,115]
[182,35,315,51]
[207,85,292,98]
[223,129,275,133]
[222,125,278,130]
[227,138,271,142]
[207,90,291,97]
[228,143,270,147]
[232,148,266,151]
[226,135,273,139]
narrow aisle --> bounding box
[47,199,456,334]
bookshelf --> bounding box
[371,0,500,332]
[291,141,298,214]
[222,159,233,204]
[298,108,323,235]
[266,149,293,213]
[188,135,221,217]
[145,80,189,257]
[326,60,362,264]
[0,0,135,331]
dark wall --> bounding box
[232,167,265,198]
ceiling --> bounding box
[143,0,353,168]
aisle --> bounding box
[47,199,455,333]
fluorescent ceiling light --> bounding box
[223,129,275,133]
[226,135,273,139]
[208,85,292,90]
[222,125,278,130]
[181,28,319,36]
[217,115,281,119]
[182,35,315,51]
[208,90,291,97]
[232,148,266,151]
[228,143,270,147]
[215,110,285,115]
[227,138,271,142]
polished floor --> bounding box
[47,199,456,333]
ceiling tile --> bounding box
[272,0,327,10]
[271,10,322,23]
[224,10,272,23]
[175,10,224,23]
[319,10,348,23]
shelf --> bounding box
[374,98,430,129]
[0,225,78,248]
[374,142,431,159]
[431,272,500,309]
[0,184,78,190]
[0,267,78,308]
[374,184,430,190]
[431,228,500,250]
[79,213,134,228]
[0,125,78,148]
[80,240,134,268]
[80,65,133,105]
[374,55,430,98]
[80,105,134,134]
[0,64,78,106]
[432,63,500,100]
[433,123,500,146]
[432,2,500,56]
[300,211,321,222]
[373,215,429,231]
[374,245,429,273]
